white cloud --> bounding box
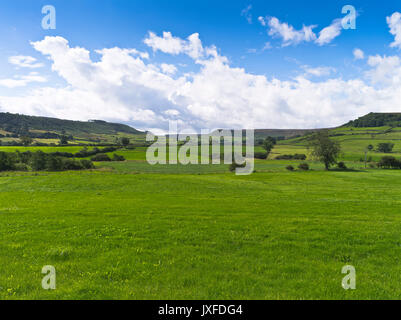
[258,16,266,27]
[161,63,177,75]
[8,55,44,68]
[259,16,343,47]
[302,66,336,77]
[315,19,342,46]
[366,55,401,86]
[164,109,180,116]
[267,17,317,47]
[262,42,272,51]
[387,12,401,49]
[1,34,401,131]
[0,72,47,88]
[241,5,252,24]
[353,48,365,60]
[144,31,204,59]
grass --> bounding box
[1,167,401,299]
[2,127,401,299]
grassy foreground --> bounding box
[1,168,401,300]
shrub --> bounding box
[50,152,74,158]
[62,159,85,170]
[91,154,112,162]
[0,152,16,171]
[229,162,246,172]
[14,163,29,171]
[276,154,306,160]
[377,156,401,169]
[337,162,347,170]
[112,154,125,162]
[293,154,307,160]
[298,163,309,171]
[276,154,293,160]
[377,143,395,153]
[286,165,294,171]
[46,156,64,171]
[30,151,47,171]
[254,152,268,160]
[80,159,94,169]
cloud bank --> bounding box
[0,13,400,132]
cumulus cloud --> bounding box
[387,12,401,49]
[353,48,365,60]
[302,66,336,77]
[258,16,266,27]
[0,72,47,88]
[259,16,343,47]
[144,31,204,59]
[266,17,317,47]
[8,55,44,68]
[366,55,401,86]
[161,63,177,75]
[1,33,401,131]
[315,19,343,46]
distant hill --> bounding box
[346,113,401,128]
[0,112,143,137]
[254,129,324,140]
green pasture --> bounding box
[1,168,401,299]
[2,126,401,300]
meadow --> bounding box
[1,128,401,299]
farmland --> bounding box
[1,124,401,299]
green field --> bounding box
[2,127,401,300]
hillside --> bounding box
[0,112,145,144]
[346,113,401,128]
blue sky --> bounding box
[0,0,400,131]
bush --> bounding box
[80,159,94,169]
[229,162,246,172]
[276,154,293,160]
[74,147,118,158]
[337,162,347,170]
[0,152,16,171]
[276,154,306,160]
[62,159,85,170]
[30,151,47,171]
[286,165,294,171]
[293,154,307,160]
[46,156,64,171]
[14,163,29,171]
[377,156,401,169]
[254,152,268,160]
[298,163,309,171]
[50,152,74,158]
[377,143,395,153]
[91,153,112,162]
[112,154,125,162]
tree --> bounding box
[377,156,401,169]
[30,151,47,171]
[121,137,130,147]
[20,136,33,147]
[308,131,341,170]
[262,137,276,159]
[0,152,16,171]
[367,145,374,151]
[59,135,69,145]
[377,143,394,153]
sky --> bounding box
[0,0,400,132]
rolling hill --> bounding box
[0,112,145,144]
